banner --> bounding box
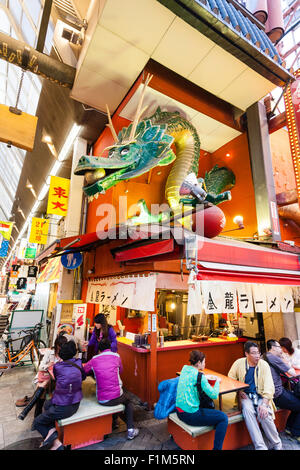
[188,280,294,315]
[29,218,49,245]
[252,284,267,312]
[86,275,157,311]
[187,271,202,315]
[47,176,70,216]
[202,281,224,314]
[0,221,13,257]
[237,283,254,314]
[72,304,87,341]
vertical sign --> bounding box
[29,218,49,244]
[47,176,70,216]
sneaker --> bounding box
[127,428,139,440]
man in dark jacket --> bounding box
[266,339,300,442]
[32,340,85,450]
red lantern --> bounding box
[192,205,226,238]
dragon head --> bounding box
[74,113,176,198]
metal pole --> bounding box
[0,32,76,88]
[36,0,53,53]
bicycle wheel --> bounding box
[30,346,40,371]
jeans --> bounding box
[99,393,134,430]
[32,399,80,438]
[176,408,228,450]
[274,388,300,437]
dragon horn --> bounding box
[129,73,153,141]
[105,104,118,142]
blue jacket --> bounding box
[154,377,179,420]
[88,326,117,354]
[52,358,84,406]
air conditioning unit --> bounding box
[53,19,83,67]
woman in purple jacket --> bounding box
[33,341,85,450]
[86,313,117,358]
[83,338,139,440]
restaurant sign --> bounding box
[86,275,157,311]
[187,280,295,315]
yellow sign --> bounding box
[47,176,70,216]
[0,221,13,240]
[29,218,49,245]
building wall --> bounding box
[210,133,258,239]
[270,127,300,244]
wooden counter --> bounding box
[117,337,246,406]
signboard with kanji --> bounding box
[86,275,157,311]
[47,176,70,216]
[29,218,49,245]
[188,280,295,315]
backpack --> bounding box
[197,372,215,409]
[154,377,179,420]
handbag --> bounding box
[197,372,215,409]
[289,378,300,398]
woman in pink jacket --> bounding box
[83,338,139,440]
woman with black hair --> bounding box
[176,350,228,450]
[85,313,117,358]
[32,340,85,450]
[279,337,300,370]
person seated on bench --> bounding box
[175,350,228,450]
[83,338,139,440]
[266,339,300,442]
[83,313,117,360]
[32,340,86,450]
[228,340,282,451]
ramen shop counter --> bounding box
[117,337,246,406]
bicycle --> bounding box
[0,323,47,376]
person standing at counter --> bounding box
[85,313,117,359]
[175,350,228,450]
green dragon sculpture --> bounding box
[74,79,235,226]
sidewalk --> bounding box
[1,366,300,451]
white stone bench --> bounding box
[168,407,289,450]
[168,411,244,438]
[56,395,125,449]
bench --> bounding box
[56,395,125,449]
[168,408,290,450]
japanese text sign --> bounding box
[47,176,70,216]
[87,275,157,311]
[29,218,49,245]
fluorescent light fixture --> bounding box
[50,160,62,177]
[38,183,50,201]
[58,124,81,162]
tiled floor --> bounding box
[1,365,300,451]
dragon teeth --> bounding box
[94,193,99,199]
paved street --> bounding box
[1,365,299,451]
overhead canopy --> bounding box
[71,0,293,115]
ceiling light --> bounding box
[43,135,52,144]
[58,124,81,162]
